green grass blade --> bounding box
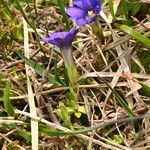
[0,122,31,142]
[116,24,150,47]
[108,0,116,19]
[2,82,14,116]
[15,0,41,39]
[1,0,11,15]
[16,50,63,86]
[16,130,31,143]
[121,0,130,25]
[100,78,135,117]
[113,91,135,117]
[39,115,149,136]
[57,0,70,30]
[15,0,32,28]
[0,115,146,137]
[139,82,150,97]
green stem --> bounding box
[50,115,150,136]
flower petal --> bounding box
[42,37,61,47]
[93,0,101,13]
[70,27,78,36]
[42,27,78,49]
[73,0,85,10]
[66,7,85,19]
[83,0,92,10]
[87,15,97,23]
[76,18,88,26]
[65,27,78,43]
[74,0,101,13]
[50,32,68,39]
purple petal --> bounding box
[73,0,101,13]
[73,0,85,10]
[65,27,78,42]
[87,15,97,23]
[42,27,78,49]
[93,0,101,13]
[66,7,85,19]
[50,32,68,39]
[42,37,51,43]
[70,27,78,36]
[76,18,88,26]
[83,0,92,10]
[76,15,97,26]
[42,37,61,47]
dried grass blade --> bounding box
[23,18,38,150]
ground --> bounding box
[0,0,150,149]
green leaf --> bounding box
[13,0,28,7]
[74,112,82,118]
[40,128,67,136]
[54,102,73,128]
[92,19,103,40]
[1,0,11,15]
[113,135,123,144]
[16,130,31,143]
[108,0,116,19]
[116,24,150,47]
[63,64,70,86]
[39,115,148,136]
[78,106,86,114]
[121,0,130,25]
[2,82,14,116]
[56,0,70,30]
[131,3,141,16]
[54,59,65,86]
[15,0,41,39]
[0,72,3,80]
[48,0,58,5]
[99,78,135,117]
[16,50,62,86]
[65,91,78,109]
[139,82,150,97]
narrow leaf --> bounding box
[116,24,150,47]
[1,0,11,15]
[16,130,31,143]
[100,78,135,117]
[16,50,62,86]
[15,0,41,39]
[2,82,14,116]
[57,0,70,30]
[39,115,150,136]
[139,82,150,97]
[109,0,116,19]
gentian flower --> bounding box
[42,27,78,50]
[42,27,78,65]
[42,27,79,86]
[66,0,101,26]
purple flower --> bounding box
[42,27,78,50]
[66,0,101,26]
[42,27,78,66]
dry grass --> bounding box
[0,0,150,149]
